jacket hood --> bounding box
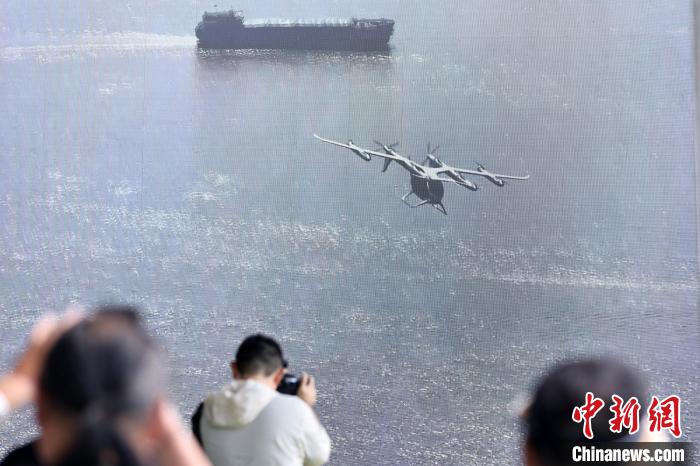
[203,379,278,429]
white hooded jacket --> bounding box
[200,379,331,466]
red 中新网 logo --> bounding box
[572,394,682,439]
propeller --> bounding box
[426,142,442,166]
[374,139,400,173]
[374,140,400,151]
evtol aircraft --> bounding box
[313,134,530,215]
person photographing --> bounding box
[194,334,331,466]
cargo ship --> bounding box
[195,10,394,51]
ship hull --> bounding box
[196,24,393,51]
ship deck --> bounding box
[244,18,354,28]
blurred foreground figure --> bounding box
[1,306,211,466]
[0,313,78,417]
[523,358,667,466]
[195,334,331,466]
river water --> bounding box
[0,1,697,464]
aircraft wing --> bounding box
[433,176,463,184]
[313,134,355,150]
[489,173,530,180]
[451,168,530,180]
[362,148,401,159]
[313,134,402,159]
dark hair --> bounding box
[40,305,162,466]
[525,358,648,466]
[235,334,285,377]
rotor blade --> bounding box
[373,140,383,147]
[382,158,392,172]
[431,144,440,154]
[389,142,399,149]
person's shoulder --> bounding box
[272,393,313,413]
[1,441,41,466]
[273,393,308,407]
[270,394,315,416]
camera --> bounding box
[277,373,301,395]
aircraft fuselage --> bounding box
[410,173,445,205]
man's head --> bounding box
[231,334,286,388]
[524,358,648,466]
[37,305,164,466]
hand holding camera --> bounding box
[297,373,317,407]
[277,371,316,407]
